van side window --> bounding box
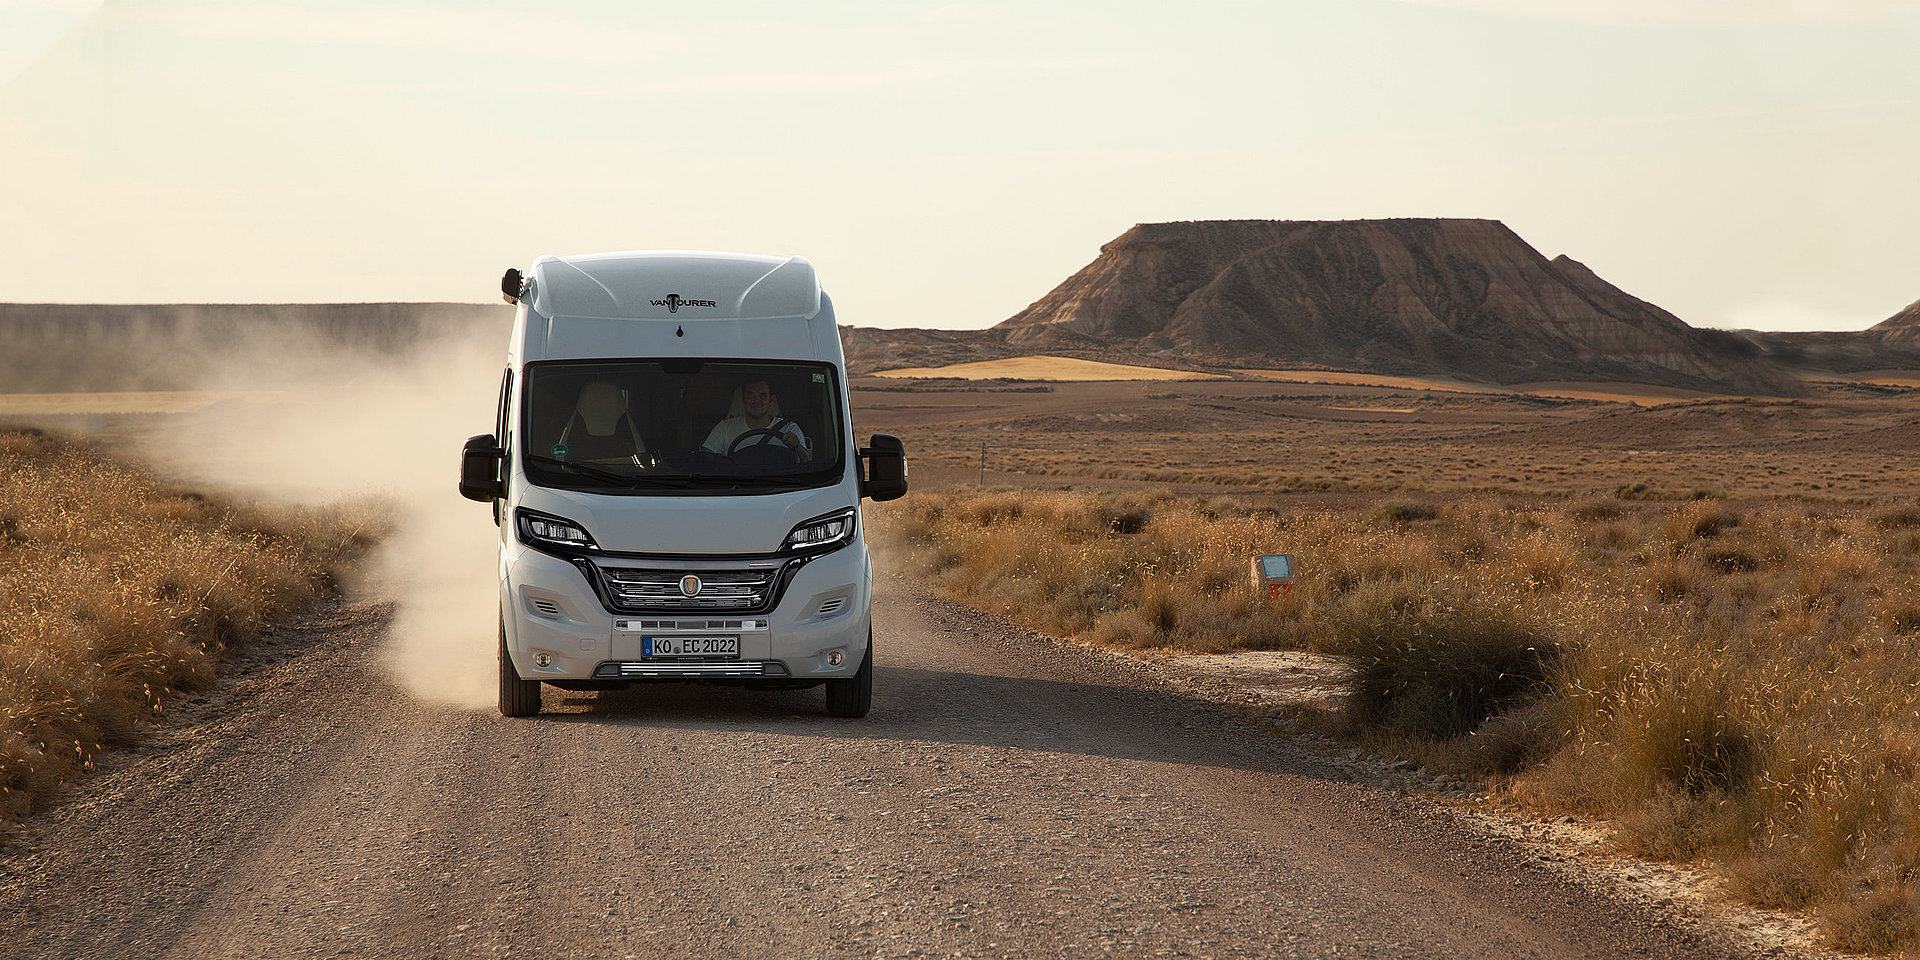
[495,368,514,495]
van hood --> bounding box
[516,484,856,555]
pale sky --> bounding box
[1,0,1917,331]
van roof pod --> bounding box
[527,251,822,321]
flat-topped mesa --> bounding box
[998,218,1793,393]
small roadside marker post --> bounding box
[979,441,986,487]
[1251,554,1297,599]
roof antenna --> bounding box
[501,267,525,305]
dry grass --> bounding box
[872,488,1920,954]
[0,426,387,824]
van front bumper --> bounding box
[501,540,871,683]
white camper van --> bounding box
[458,251,907,719]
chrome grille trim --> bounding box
[616,619,761,632]
[592,563,783,613]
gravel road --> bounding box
[0,578,1750,960]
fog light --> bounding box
[826,650,844,667]
[534,652,553,668]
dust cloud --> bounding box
[132,311,510,709]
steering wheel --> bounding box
[727,427,794,455]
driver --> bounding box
[701,378,813,461]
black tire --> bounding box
[825,629,873,718]
[499,614,542,718]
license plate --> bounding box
[641,635,739,659]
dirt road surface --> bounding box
[0,578,1750,960]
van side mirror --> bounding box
[859,434,908,502]
[459,433,506,502]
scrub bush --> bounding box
[1328,582,1556,740]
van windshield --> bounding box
[520,359,845,494]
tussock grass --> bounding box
[1369,501,1437,527]
[1333,582,1555,740]
[0,426,386,824]
[873,488,1920,954]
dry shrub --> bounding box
[1888,530,1920,558]
[1618,687,1763,797]
[1644,556,1697,602]
[1103,502,1153,535]
[1566,498,1624,522]
[1433,513,1492,566]
[1785,537,1881,613]
[0,426,387,824]
[1664,501,1738,545]
[1872,504,1920,530]
[1370,500,1437,527]
[1328,582,1557,740]
[1885,601,1920,635]
[880,491,1333,652]
[951,490,1028,526]
[1312,533,1446,599]
[1698,545,1760,574]
[1724,842,1825,910]
[1583,519,1637,555]
[1823,882,1920,955]
[1454,698,1566,776]
[1614,786,1763,862]
[1503,534,1576,592]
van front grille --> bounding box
[593,564,782,613]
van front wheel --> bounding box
[499,614,542,718]
[825,630,874,718]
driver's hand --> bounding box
[782,427,813,460]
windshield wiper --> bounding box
[524,454,641,486]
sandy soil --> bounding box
[872,356,1228,381]
[0,579,1756,960]
[1232,369,1724,407]
[1231,369,1503,393]
[1503,381,1728,406]
[1840,370,1920,388]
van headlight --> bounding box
[782,508,856,555]
[516,508,598,552]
